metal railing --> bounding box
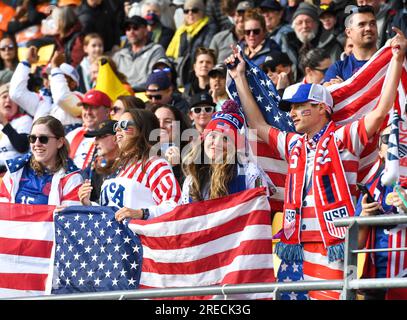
[11,214,407,300]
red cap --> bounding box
[81,89,111,108]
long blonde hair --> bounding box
[182,137,236,201]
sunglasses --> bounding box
[113,120,136,132]
[380,133,390,145]
[111,106,121,114]
[184,8,200,14]
[147,94,162,101]
[153,67,171,73]
[125,25,141,32]
[28,135,58,144]
[191,106,214,114]
[313,67,328,73]
[244,28,261,36]
[0,44,14,51]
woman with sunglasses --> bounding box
[166,0,217,87]
[0,116,83,206]
[188,92,216,134]
[299,48,332,85]
[149,103,191,185]
[0,34,19,85]
[181,100,273,204]
[110,95,145,121]
[80,109,181,222]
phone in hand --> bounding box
[356,183,376,203]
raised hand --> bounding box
[78,179,92,206]
[25,46,39,65]
[224,45,246,80]
[390,27,407,60]
[50,50,65,69]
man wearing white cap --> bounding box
[227,28,407,300]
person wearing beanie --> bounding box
[227,30,407,299]
[280,2,342,82]
[181,99,274,204]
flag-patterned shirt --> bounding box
[99,156,181,219]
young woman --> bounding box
[0,34,19,85]
[150,103,191,185]
[110,95,145,121]
[79,108,181,221]
[0,115,83,206]
[299,48,332,84]
[182,100,273,203]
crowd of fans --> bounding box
[0,0,407,300]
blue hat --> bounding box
[145,70,171,90]
[282,83,333,113]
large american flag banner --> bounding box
[128,187,275,300]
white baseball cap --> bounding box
[60,63,80,86]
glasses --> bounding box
[191,106,214,114]
[146,94,162,101]
[183,8,200,14]
[0,44,14,51]
[313,67,328,73]
[111,106,122,114]
[28,135,58,144]
[153,67,171,73]
[244,28,261,36]
[125,25,141,32]
[380,134,390,145]
[113,120,136,132]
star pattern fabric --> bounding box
[276,259,309,300]
[51,206,142,294]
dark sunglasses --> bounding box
[0,44,14,51]
[153,67,171,73]
[244,28,261,36]
[183,8,200,14]
[28,135,58,144]
[111,106,121,114]
[147,94,162,100]
[113,120,136,132]
[191,106,214,114]
[380,133,390,145]
[125,24,141,32]
[313,67,329,73]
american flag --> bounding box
[128,187,275,300]
[0,203,55,298]
[276,260,308,300]
[51,206,142,294]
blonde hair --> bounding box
[83,33,103,47]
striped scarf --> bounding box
[276,121,355,262]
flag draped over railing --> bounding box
[0,188,274,299]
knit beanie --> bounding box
[292,2,320,23]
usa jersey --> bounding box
[100,156,181,219]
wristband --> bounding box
[141,208,150,220]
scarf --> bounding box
[166,16,209,59]
[275,121,355,263]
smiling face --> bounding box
[81,105,110,131]
[0,90,18,120]
[115,112,138,151]
[189,104,214,132]
[346,12,377,49]
[293,14,319,43]
[289,102,327,135]
[30,124,63,169]
[184,6,204,25]
[155,107,176,143]
[204,130,234,163]
[84,37,103,61]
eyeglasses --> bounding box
[146,94,162,101]
[111,106,122,114]
[153,67,171,73]
[0,44,14,51]
[113,120,136,132]
[313,67,328,73]
[380,133,390,145]
[244,28,262,36]
[125,25,141,32]
[28,135,58,144]
[191,106,214,114]
[183,8,200,14]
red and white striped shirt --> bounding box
[99,156,181,219]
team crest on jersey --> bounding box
[284,209,296,239]
[323,206,349,239]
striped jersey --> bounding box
[268,118,369,242]
[100,156,181,219]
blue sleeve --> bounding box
[324,62,341,82]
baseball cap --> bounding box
[208,64,227,78]
[152,57,173,71]
[236,1,253,12]
[123,15,148,29]
[260,0,282,11]
[81,89,112,108]
[84,120,117,138]
[282,83,333,113]
[190,93,216,109]
[60,63,80,86]
[264,51,292,70]
[145,70,171,91]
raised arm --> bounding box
[364,27,407,139]
[225,46,272,144]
